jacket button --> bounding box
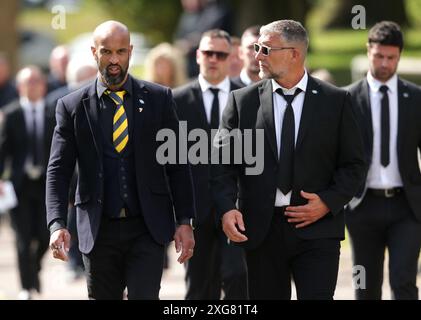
[98,173,103,178]
[98,199,102,204]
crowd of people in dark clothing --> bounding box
[0,0,420,301]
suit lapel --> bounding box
[192,80,209,129]
[397,78,410,156]
[132,79,148,151]
[360,79,374,154]
[82,81,103,158]
[259,80,278,161]
[296,76,318,149]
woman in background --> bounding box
[144,43,188,88]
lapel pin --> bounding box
[139,99,145,104]
[403,92,409,98]
[138,107,143,112]
[312,89,318,94]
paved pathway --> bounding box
[0,215,418,300]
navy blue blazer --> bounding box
[46,76,195,254]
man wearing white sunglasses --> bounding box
[212,20,366,300]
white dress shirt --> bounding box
[239,69,253,86]
[198,74,230,124]
[366,72,403,188]
[20,97,45,169]
[272,71,308,206]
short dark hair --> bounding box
[368,21,403,52]
[201,29,231,46]
[241,25,261,41]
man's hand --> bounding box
[49,229,71,261]
[174,224,195,264]
[285,190,330,228]
[222,209,248,242]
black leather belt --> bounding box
[367,187,403,198]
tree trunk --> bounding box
[0,0,19,73]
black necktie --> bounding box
[276,88,302,194]
[31,107,39,166]
[209,88,220,129]
[379,85,390,167]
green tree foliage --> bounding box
[95,0,316,43]
[95,0,182,44]
[324,0,409,29]
[230,0,313,35]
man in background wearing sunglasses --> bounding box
[173,29,247,300]
[211,20,366,299]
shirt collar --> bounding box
[239,69,253,86]
[271,70,308,95]
[96,74,133,99]
[198,74,230,93]
[20,97,45,112]
[367,71,398,94]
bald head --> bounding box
[16,65,46,102]
[93,20,130,48]
[91,20,132,89]
[49,45,69,83]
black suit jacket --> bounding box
[0,100,56,193]
[346,77,421,222]
[46,76,195,254]
[173,79,241,226]
[211,76,367,249]
[230,76,247,88]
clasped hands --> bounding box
[222,191,330,243]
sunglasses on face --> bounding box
[253,43,295,56]
[200,50,230,61]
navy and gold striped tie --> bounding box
[105,90,129,153]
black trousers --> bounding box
[346,191,421,300]
[11,177,49,292]
[82,215,165,300]
[246,210,341,300]
[185,211,248,300]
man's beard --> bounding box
[259,69,276,80]
[101,64,128,85]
